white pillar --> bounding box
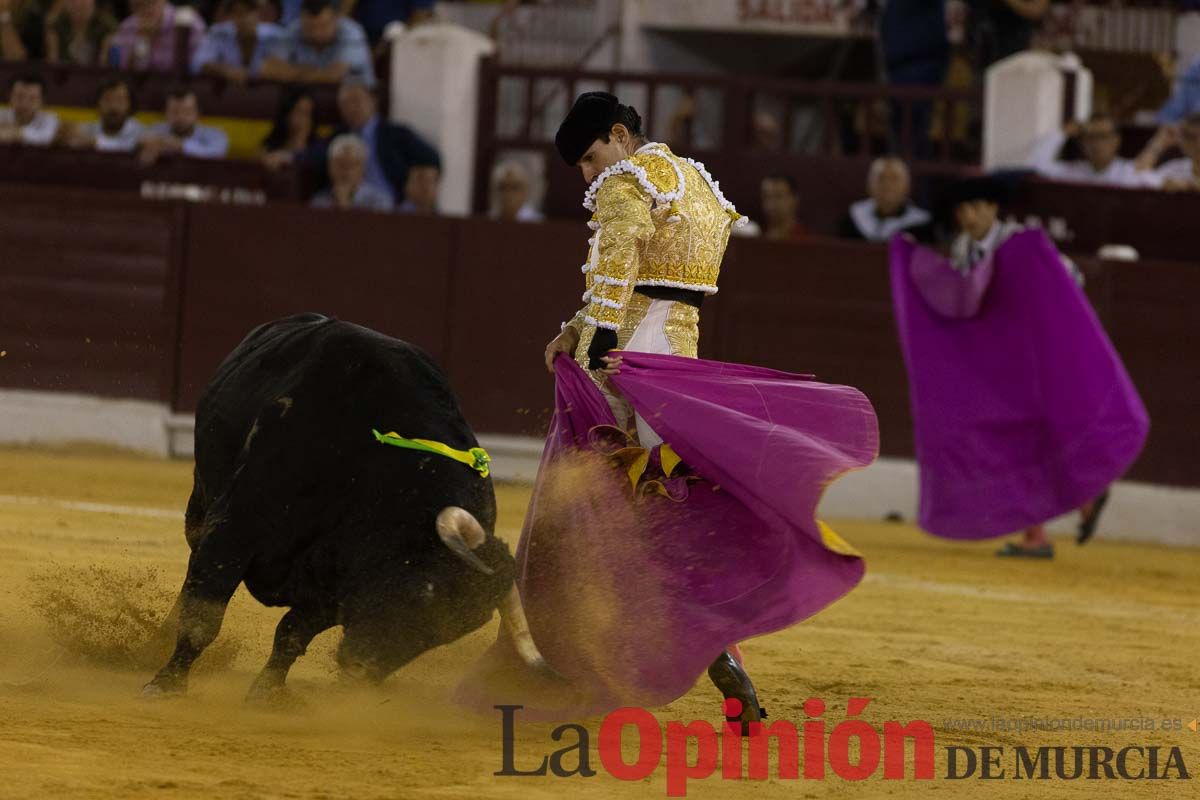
[1178,12,1200,74]
[387,23,496,216]
[983,50,1093,171]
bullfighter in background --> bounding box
[889,177,1149,559]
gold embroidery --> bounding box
[575,292,653,375]
[582,145,733,330]
[638,153,680,197]
[663,302,699,358]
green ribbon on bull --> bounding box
[371,429,491,478]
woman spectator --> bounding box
[260,85,317,169]
[45,0,118,65]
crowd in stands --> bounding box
[1,0,1199,226]
[0,0,432,70]
[1027,111,1200,191]
[0,0,443,213]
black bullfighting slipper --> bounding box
[708,651,767,735]
[995,542,1054,559]
[1077,489,1110,545]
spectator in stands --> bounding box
[330,76,439,203]
[0,0,38,61]
[758,174,809,241]
[67,74,143,151]
[278,0,433,43]
[670,94,782,152]
[191,0,281,82]
[310,132,393,210]
[1156,55,1200,125]
[110,0,205,72]
[1137,112,1200,192]
[0,72,60,146]
[752,111,783,151]
[880,0,948,158]
[489,159,543,222]
[352,0,434,50]
[349,0,434,47]
[398,163,438,214]
[839,157,934,243]
[262,0,374,86]
[1027,113,1161,188]
[139,84,229,164]
[967,0,1049,71]
[45,0,118,65]
[260,85,317,169]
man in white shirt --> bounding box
[1027,114,1160,188]
[0,73,61,147]
[839,157,934,242]
[490,160,544,223]
[1136,112,1200,192]
[69,76,144,153]
[309,133,393,211]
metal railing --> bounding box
[472,59,983,212]
[1042,2,1183,54]
[479,0,620,67]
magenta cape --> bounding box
[889,231,1149,540]
[455,352,878,717]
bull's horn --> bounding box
[498,584,552,671]
[436,507,494,575]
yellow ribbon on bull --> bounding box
[371,429,491,478]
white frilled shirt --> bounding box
[951,220,1083,286]
[847,199,932,242]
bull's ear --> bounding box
[436,507,494,575]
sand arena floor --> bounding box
[0,446,1197,799]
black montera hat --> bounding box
[555,91,621,166]
[945,175,1009,209]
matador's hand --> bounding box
[544,327,580,373]
[598,354,623,375]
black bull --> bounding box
[144,313,550,700]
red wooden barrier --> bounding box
[0,186,182,402]
[0,186,1194,487]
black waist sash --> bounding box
[634,285,705,309]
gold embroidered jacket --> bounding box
[564,144,744,333]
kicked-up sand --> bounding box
[0,446,1197,799]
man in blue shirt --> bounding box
[262,0,375,86]
[191,0,283,83]
[139,85,230,165]
[1158,56,1200,124]
[347,0,434,45]
[279,0,434,44]
[879,0,948,158]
